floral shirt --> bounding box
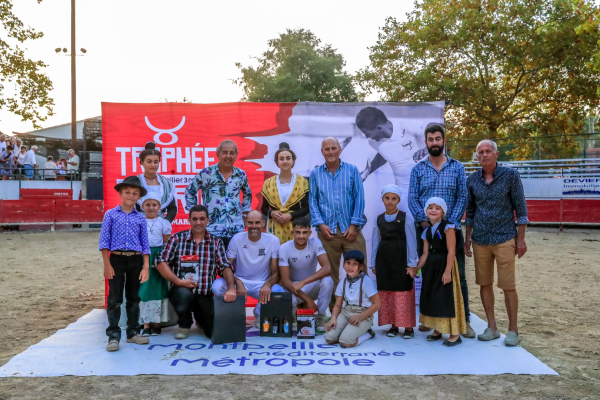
[184,164,252,238]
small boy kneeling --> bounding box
[324,251,380,348]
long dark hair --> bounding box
[274,142,296,168]
[139,142,161,163]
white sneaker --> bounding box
[252,319,260,329]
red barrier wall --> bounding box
[0,200,104,224]
[526,199,600,224]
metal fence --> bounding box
[463,159,600,179]
[2,168,80,181]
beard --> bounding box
[427,145,444,157]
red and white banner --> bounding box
[102,101,445,233]
[102,102,298,229]
[102,101,445,304]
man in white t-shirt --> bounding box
[212,210,284,321]
[355,106,430,211]
[279,216,333,333]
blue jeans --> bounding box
[24,164,34,179]
[416,223,470,323]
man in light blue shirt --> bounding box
[309,137,366,308]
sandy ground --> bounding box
[0,227,599,399]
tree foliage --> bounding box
[234,28,361,103]
[358,0,600,160]
[0,0,54,129]
[574,0,600,95]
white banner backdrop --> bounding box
[0,309,556,377]
[249,102,446,302]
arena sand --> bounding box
[0,227,598,399]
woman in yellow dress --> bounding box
[261,143,310,244]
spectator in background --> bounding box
[14,138,22,155]
[14,146,26,177]
[56,157,67,181]
[0,134,6,153]
[44,156,57,180]
[67,149,79,180]
[1,145,14,180]
[23,145,38,180]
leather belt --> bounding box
[112,250,142,256]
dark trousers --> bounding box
[416,223,470,323]
[169,286,215,337]
[217,235,232,250]
[106,254,143,341]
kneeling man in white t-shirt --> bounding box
[212,210,284,321]
[279,216,334,333]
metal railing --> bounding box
[463,158,600,179]
[2,168,80,181]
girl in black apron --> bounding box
[371,185,418,339]
[408,197,466,347]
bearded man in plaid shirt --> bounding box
[156,205,237,340]
[408,124,475,339]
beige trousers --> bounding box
[324,304,373,345]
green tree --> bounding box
[234,28,361,102]
[574,0,600,94]
[358,0,600,160]
[1,0,54,128]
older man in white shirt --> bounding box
[23,145,38,180]
[66,149,80,180]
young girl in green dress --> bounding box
[139,195,172,336]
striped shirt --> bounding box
[408,156,467,228]
[156,229,232,295]
[309,160,366,233]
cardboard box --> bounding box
[259,292,293,338]
[296,309,315,339]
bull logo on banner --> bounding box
[145,116,185,145]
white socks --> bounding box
[356,331,374,346]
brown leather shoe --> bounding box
[418,324,432,332]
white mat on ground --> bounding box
[0,309,556,376]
